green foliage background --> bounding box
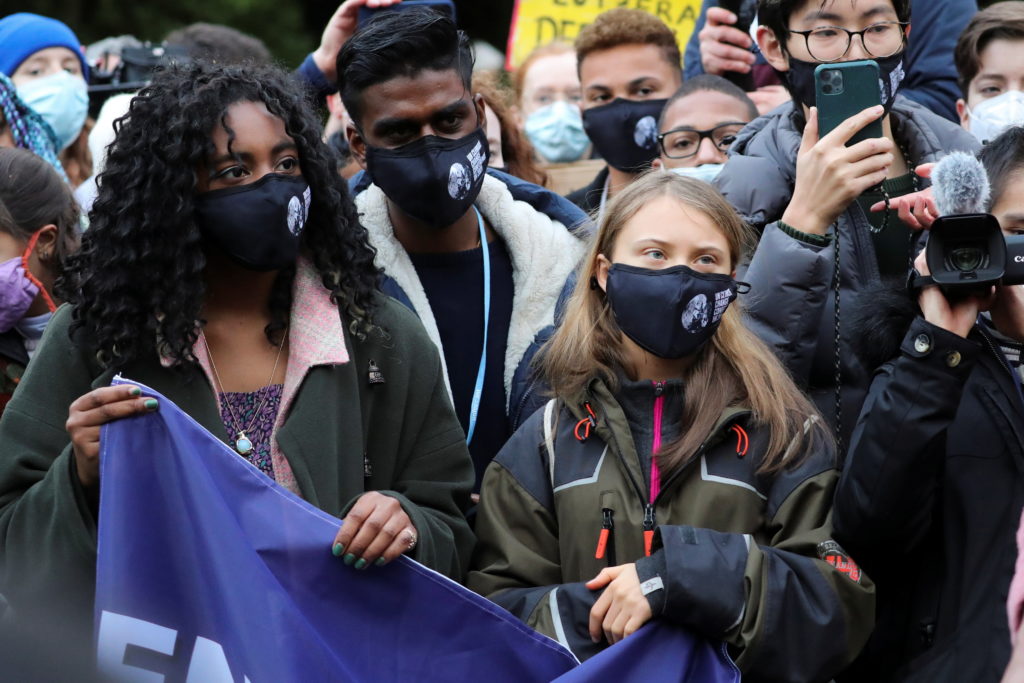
[10,0,517,69]
[6,1,1007,70]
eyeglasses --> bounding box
[789,21,909,63]
[658,122,746,159]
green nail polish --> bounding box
[129,387,141,396]
[332,543,343,557]
[354,558,367,570]
[343,553,356,566]
[144,399,158,410]
[375,557,386,566]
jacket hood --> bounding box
[355,174,589,407]
[845,276,919,372]
[566,374,752,451]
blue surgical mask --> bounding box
[14,312,52,341]
[524,102,589,164]
[17,71,89,151]
[668,163,726,184]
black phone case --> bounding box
[716,1,756,92]
[358,0,455,25]
[815,60,884,146]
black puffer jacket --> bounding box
[834,315,1024,681]
[715,97,979,443]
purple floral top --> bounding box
[217,384,283,480]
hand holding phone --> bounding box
[780,105,894,235]
[699,5,756,79]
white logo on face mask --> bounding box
[447,140,487,200]
[286,186,311,236]
[711,288,733,323]
[633,116,659,150]
[447,163,472,200]
[681,294,710,333]
[466,140,486,181]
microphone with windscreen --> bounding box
[924,152,1024,290]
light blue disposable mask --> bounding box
[668,163,726,184]
[14,311,52,341]
[17,71,89,151]
[524,101,589,164]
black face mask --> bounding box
[365,127,490,229]
[605,263,749,359]
[582,98,668,172]
[783,52,907,114]
[194,174,310,272]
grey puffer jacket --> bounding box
[714,97,979,443]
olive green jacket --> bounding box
[0,296,475,646]
[468,377,874,682]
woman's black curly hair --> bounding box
[59,60,381,369]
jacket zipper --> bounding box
[982,327,1019,387]
[650,381,665,501]
[597,392,732,559]
[645,381,666,556]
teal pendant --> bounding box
[235,433,253,455]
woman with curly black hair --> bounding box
[0,61,474,645]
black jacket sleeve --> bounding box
[834,316,981,567]
[640,453,876,682]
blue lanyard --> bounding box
[466,206,490,446]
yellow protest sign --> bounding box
[505,0,703,70]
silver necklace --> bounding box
[202,328,288,456]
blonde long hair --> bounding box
[540,171,830,475]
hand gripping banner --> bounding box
[95,378,738,682]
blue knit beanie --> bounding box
[0,13,89,80]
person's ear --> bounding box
[511,103,524,130]
[347,122,367,170]
[326,93,340,116]
[595,253,612,293]
[474,93,487,130]
[651,157,664,171]
[757,26,789,72]
[33,224,58,262]
[957,98,970,130]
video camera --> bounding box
[87,43,191,117]
[924,152,1024,291]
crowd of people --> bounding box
[1,0,1024,680]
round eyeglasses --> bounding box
[658,122,747,159]
[789,21,909,63]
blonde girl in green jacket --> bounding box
[469,171,875,682]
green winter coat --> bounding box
[0,296,475,648]
[468,376,875,682]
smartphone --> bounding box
[717,0,755,92]
[815,60,884,146]
[358,0,457,26]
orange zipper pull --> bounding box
[643,504,656,557]
[595,508,614,559]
